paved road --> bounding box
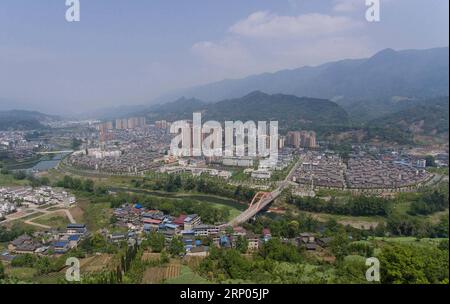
[228,159,300,226]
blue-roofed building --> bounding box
[165,223,179,230]
[183,238,193,246]
[220,235,230,248]
[134,203,143,209]
[181,230,195,236]
[53,241,70,254]
[68,235,81,248]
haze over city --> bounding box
[0,0,448,114]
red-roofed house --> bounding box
[173,214,187,226]
[143,218,162,230]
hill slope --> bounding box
[0,110,58,130]
[147,91,349,130]
[154,47,449,120]
[368,96,449,143]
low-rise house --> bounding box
[305,243,318,251]
[184,214,201,230]
[142,218,162,230]
[53,240,70,254]
[66,224,87,236]
[317,237,333,248]
[220,235,231,248]
[246,233,260,252]
[187,245,209,257]
[109,233,127,243]
[251,169,272,179]
[233,226,247,237]
[159,224,177,241]
[298,233,315,244]
[194,224,219,237]
[8,235,42,254]
[68,235,81,248]
[173,214,188,228]
[262,228,272,242]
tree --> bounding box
[259,238,303,263]
[160,250,170,264]
[83,179,95,192]
[13,170,27,180]
[168,236,185,256]
[71,138,83,150]
[288,220,300,238]
[146,232,165,253]
[329,232,350,261]
[235,236,248,254]
[379,244,449,284]
[425,155,436,167]
[0,262,5,280]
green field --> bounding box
[5,267,37,280]
[371,236,448,247]
[33,213,70,230]
[164,265,210,284]
[109,187,246,222]
[0,173,29,187]
[79,200,112,231]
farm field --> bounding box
[371,236,448,246]
[142,261,181,284]
[299,211,383,230]
[79,254,114,273]
[164,265,210,284]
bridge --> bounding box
[227,159,300,227]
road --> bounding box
[1,204,76,228]
[228,158,300,226]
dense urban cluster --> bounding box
[292,151,432,190]
[68,126,171,174]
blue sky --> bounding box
[0,0,448,114]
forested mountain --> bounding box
[153,47,449,121]
[146,91,349,130]
[0,110,58,130]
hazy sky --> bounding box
[0,0,448,114]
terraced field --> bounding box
[142,262,181,284]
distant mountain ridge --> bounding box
[153,47,449,120]
[0,110,59,130]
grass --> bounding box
[0,242,7,251]
[0,173,29,187]
[78,199,112,231]
[427,167,449,176]
[299,211,384,229]
[5,211,46,228]
[164,265,210,284]
[33,212,70,230]
[371,236,448,247]
[230,169,251,182]
[5,267,37,280]
[32,272,66,284]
